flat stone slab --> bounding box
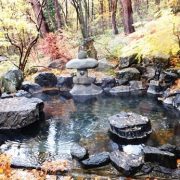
[66,58,98,69]
[0,97,44,129]
[110,150,144,176]
[81,152,110,168]
[143,146,177,169]
[109,112,152,140]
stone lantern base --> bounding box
[70,84,103,96]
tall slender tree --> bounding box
[54,0,63,29]
[111,0,119,34]
[120,0,135,34]
[29,0,49,37]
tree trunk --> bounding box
[120,0,135,34]
[54,0,62,29]
[99,0,104,32]
[155,0,160,5]
[29,0,49,37]
[111,0,118,34]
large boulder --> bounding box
[110,150,144,176]
[35,73,57,87]
[0,97,44,130]
[1,69,23,93]
[116,68,140,85]
[109,112,152,140]
[81,152,110,168]
[143,146,177,169]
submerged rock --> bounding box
[143,146,177,169]
[81,152,110,168]
[0,97,44,130]
[110,86,130,95]
[35,72,57,87]
[70,143,88,160]
[109,112,152,140]
[110,150,144,176]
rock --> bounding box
[172,169,180,179]
[96,58,116,71]
[0,56,7,62]
[141,163,153,174]
[66,58,98,69]
[21,81,42,93]
[153,165,173,176]
[110,86,130,95]
[143,66,155,80]
[73,76,95,85]
[99,76,116,93]
[48,59,64,69]
[70,143,88,160]
[129,81,144,91]
[175,146,180,158]
[164,70,179,84]
[109,112,152,140]
[173,94,180,110]
[70,84,103,96]
[163,96,174,105]
[25,67,38,76]
[1,93,13,99]
[116,68,140,85]
[56,76,73,89]
[110,150,144,176]
[119,54,137,68]
[15,90,30,97]
[35,73,57,87]
[158,144,176,154]
[81,152,110,168]
[147,80,163,95]
[101,77,116,89]
[143,146,177,169]
[1,69,23,93]
[0,97,44,130]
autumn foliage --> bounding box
[0,154,11,179]
[39,33,73,63]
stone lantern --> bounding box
[66,51,103,96]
